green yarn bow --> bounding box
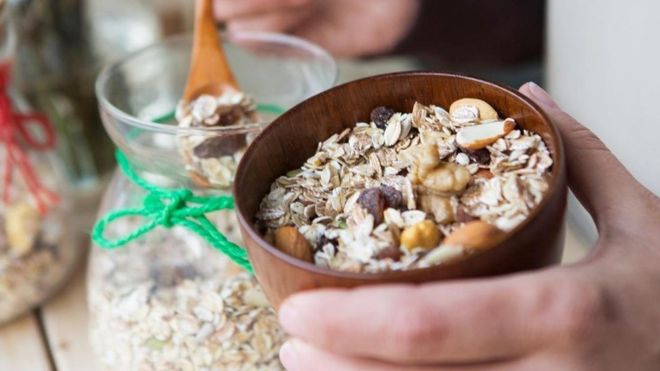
[91,150,252,273]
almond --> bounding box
[455,118,516,151]
[449,98,499,123]
[274,226,313,263]
[443,220,505,250]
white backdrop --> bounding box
[547,0,660,243]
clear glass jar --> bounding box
[0,3,81,324]
[88,32,336,370]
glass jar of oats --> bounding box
[88,32,335,370]
[0,3,83,324]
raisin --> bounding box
[216,105,244,126]
[455,206,477,223]
[316,235,338,253]
[374,246,403,261]
[380,185,403,210]
[150,264,196,287]
[357,187,386,225]
[463,148,491,165]
[370,106,395,129]
[193,133,247,158]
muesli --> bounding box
[176,90,259,189]
[0,156,77,323]
[256,99,553,273]
[88,213,285,370]
[88,91,285,370]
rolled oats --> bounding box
[257,100,553,273]
[88,214,285,370]
[177,90,260,189]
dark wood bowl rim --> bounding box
[234,71,564,281]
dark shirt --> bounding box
[394,0,545,68]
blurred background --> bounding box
[1,0,659,368]
[9,0,658,248]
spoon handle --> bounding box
[183,0,238,101]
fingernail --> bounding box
[278,298,302,334]
[279,340,298,370]
[526,82,558,109]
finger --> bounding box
[279,270,588,364]
[520,82,657,229]
[280,338,526,371]
[214,0,311,20]
[225,6,313,33]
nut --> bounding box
[449,98,499,123]
[274,226,313,262]
[403,142,471,193]
[402,143,441,182]
[418,194,454,224]
[456,118,516,150]
[475,169,494,179]
[421,163,471,193]
[400,220,441,251]
[442,220,505,250]
[5,202,41,256]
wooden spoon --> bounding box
[182,0,239,102]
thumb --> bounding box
[520,82,654,231]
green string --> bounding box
[91,150,253,273]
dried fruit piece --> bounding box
[215,105,244,126]
[380,185,403,210]
[449,98,499,122]
[455,205,477,223]
[316,234,338,252]
[456,118,516,150]
[400,220,441,251]
[463,148,491,165]
[443,220,505,250]
[370,106,395,129]
[193,134,247,158]
[274,226,313,262]
[357,188,386,224]
[5,202,41,256]
[357,186,403,224]
[374,246,403,261]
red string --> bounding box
[0,61,59,214]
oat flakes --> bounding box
[257,99,553,273]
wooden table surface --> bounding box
[0,222,591,371]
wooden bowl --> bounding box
[234,72,567,309]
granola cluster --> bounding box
[176,90,259,189]
[257,99,553,273]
